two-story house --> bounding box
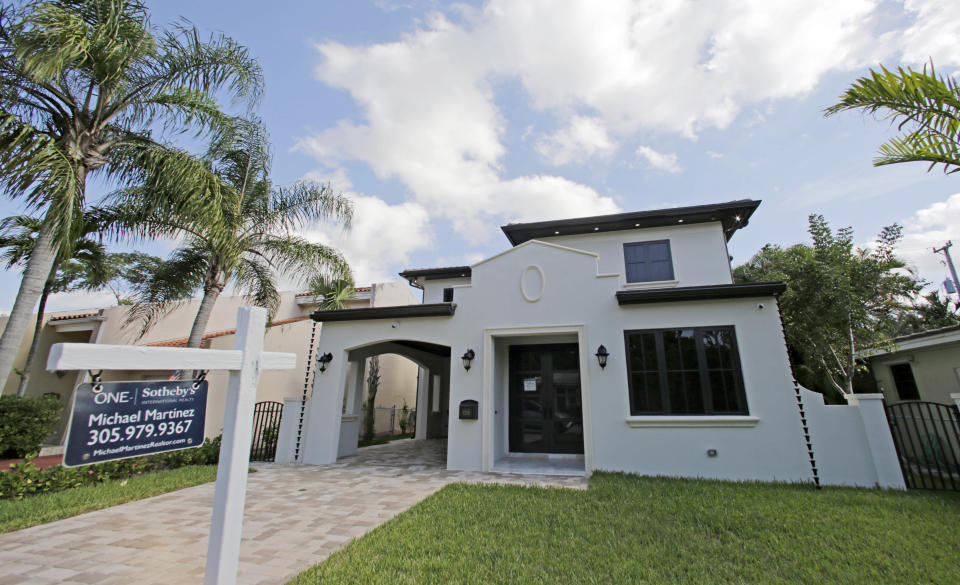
[294,200,817,483]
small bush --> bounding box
[0,435,221,500]
[0,395,62,458]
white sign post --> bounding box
[46,307,295,585]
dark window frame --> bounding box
[623,326,749,416]
[889,362,920,401]
[623,239,675,283]
[442,287,454,302]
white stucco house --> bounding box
[284,200,905,488]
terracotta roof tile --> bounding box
[49,312,99,322]
[146,316,311,347]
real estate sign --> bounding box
[64,380,208,467]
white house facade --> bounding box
[284,200,905,488]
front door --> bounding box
[508,343,584,454]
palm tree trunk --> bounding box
[15,275,54,397]
[0,221,59,392]
[186,279,223,349]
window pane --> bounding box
[628,332,657,370]
[624,241,673,282]
[663,329,697,369]
[668,371,704,414]
[703,328,734,369]
[631,372,662,412]
[710,370,738,412]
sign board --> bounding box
[523,378,538,392]
[64,380,208,467]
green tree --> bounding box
[0,213,106,396]
[113,118,353,347]
[309,276,356,311]
[83,251,162,305]
[0,0,262,387]
[892,291,959,336]
[734,215,922,397]
[825,62,960,174]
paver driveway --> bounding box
[0,440,586,585]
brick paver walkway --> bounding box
[0,439,586,585]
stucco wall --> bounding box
[869,342,960,404]
[301,239,815,483]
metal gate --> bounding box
[250,401,284,462]
[886,401,960,491]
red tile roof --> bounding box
[295,286,371,297]
[147,316,311,347]
[49,312,100,322]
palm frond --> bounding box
[256,235,352,285]
[826,62,960,174]
[233,256,281,319]
[124,243,208,338]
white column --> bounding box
[204,307,267,585]
[299,351,348,465]
[414,366,429,440]
[846,393,906,490]
[273,397,302,464]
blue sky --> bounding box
[2,0,960,312]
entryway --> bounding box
[508,343,584,454]
[489,332,589,476]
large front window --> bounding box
[624,326,748,415]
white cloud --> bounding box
[900,0,960,66]
[706,150,724,159]
[299,0,960,247]
[635,146,681,174]
[301,170,433,284]
[535,116,616,165]
[898,193,960,283]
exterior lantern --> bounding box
[317,352,333,373]
[461,349,476,371]
[595,345,609,369]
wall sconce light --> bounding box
[317,352,333,373]
[595,345,609,369]
[461,349,475,371]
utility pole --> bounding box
[933,241,960,295]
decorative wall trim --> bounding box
[520,265,545,302]
[625,416,759,428]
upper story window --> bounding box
[442,287,454,302]
[624,326,748,415]
[623,240,674,283]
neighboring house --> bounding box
[0,283,419,446]
[291,200,829,483]
[862,325,960,405]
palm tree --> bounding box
[825,62,960,174]
[113,118,353,347]
[309,276,357,311]
[0,213,107,396]
[0,0,262,386]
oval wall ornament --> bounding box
[520,265,545,302]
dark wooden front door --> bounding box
[509,343,584,454]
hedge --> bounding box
[0,435,221,500]
[0,395,62,458]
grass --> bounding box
[0,465,217,533]
[287,472,960,585]
[357,433,414,448]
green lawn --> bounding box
[0,465,218,533]
[287,473,960,585]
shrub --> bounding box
[0,395,62,458]
[0,435,221,500]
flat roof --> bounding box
[501,199,761,246]
[399,266,472,287]
[616,282,786,305]
[311,302,457,322]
